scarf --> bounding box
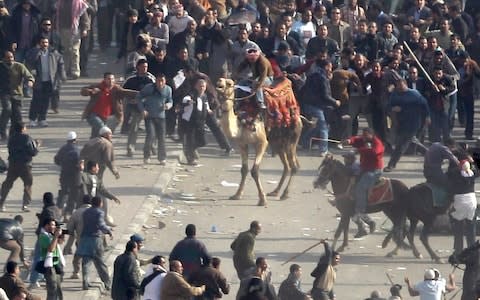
[57,0,89,35]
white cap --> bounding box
[67,131,77,140]
[424,269,435,280]
[99,126,112,136]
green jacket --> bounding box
[0,62,34,99]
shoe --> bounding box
[0,205,5,212]
[29,120,37,128]
[159,160,166,166]
[187,160,198,166]
[68,75,79,80]
[51,108,59,114]
[69,273,79,279]
[223,148,234,157]
[319,151,328,157]
[259,102,266,109]
[28,282,41,290]
[143,158,151,164]
[367,221,376,234]
[22,205,30,212]
[38,120,48,128]
[354,228,369,238]
[383,166,394,172]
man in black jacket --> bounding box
[54,131,82,216]
[112,240,140,300]
[300,60,340,155]
[0,122,38,212]
[0,215,26,265]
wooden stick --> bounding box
[403,41,437,89]
[281,240,325,266]
[386,272,395,286]
[311,137,342,144]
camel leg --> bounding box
[419,221,443,263]
[251,141,268,206]
[407,218,422,259]
[267,150,289,198]
[230,145,248,200]
[279,149,299,200]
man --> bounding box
[404,269,455,300]
[0,51,34,140]
[278,263,312,300]
[63,195,91,279]
[343,128,383,237]
[81,72,138,137]
[384,79,430,172]
[237,257,276,300]
[230,220,261,280]
[80,126,119,179]
[169,224,210,280]
[229,28,260,73]
[160,260,205,299]
[26,37,66,127]
[311,240,340,300]
[38,217,63,300]
[305,24,339,59]
[188,256,230,300]
[54,131,82,217]
[0,261,40,300]
[233,48,273,109]
[81,160,120,226]
[377,21,398,57]
[9,0,41,63]
[300,60,341,155]
[327,7,352,50]
[112,240,141,300]
[423,138,460,188]
[141,255,168,300]
[0,122,38,212]
[56,0,90,79]
[406,0,432,34]
[0,215,26,265]
[75,196,112,291]
[122,59,156,157]
[137,72,173,164]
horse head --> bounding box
[313,153,339,189]
[449,240,480,266]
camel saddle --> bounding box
[263,78,300,129]
[235,89,261,132]
[425,182,449,208]
[367,177,394,206]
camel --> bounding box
[216,78,302,206]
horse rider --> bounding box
[232,47,273,109]
[331,151,360,205]
[423,138,459,188]
[343,127,384,238]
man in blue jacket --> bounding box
[136,72,173,165]
[384,79,430,172]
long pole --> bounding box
[403,41,438,91]
[281,240,325,266]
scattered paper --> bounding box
[303,233,311,236]
[396,267,406,270]
[172,220,181,223]
[183,200,200,204]
[267,180,278,184]
[231,164,242,168]
[221,180,239,187]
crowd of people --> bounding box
[0,0,478,299]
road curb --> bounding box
[80,159,177,300]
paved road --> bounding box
[131,135,469,300]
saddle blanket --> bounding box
[263,78,300,128]
[367,177,393,205]
[426,182,449,208]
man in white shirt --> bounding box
[404,269,456,300]
[141,255,167,300]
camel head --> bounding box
[216,78,235,103]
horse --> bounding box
[449,240,480,299]
[313,154,410,255]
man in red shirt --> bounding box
[81,72,138,137]
[343,127,384,238]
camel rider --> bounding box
[423,138,459,188]
[232,47,274,109]
[343,128,384,238]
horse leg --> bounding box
[332,215,349,252]
[267,150,288,198]
[419,221,443,263]
[230,145,248,200]
[252,141,268,206]
[407,218,422,259]
[382,231,393,249]
[279,148,299,200]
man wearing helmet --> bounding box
[232,47,274,109]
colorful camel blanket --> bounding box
[264,78,300,129]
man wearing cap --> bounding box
[54,131,82,217]
[233,47,274,109]
[404,269,455,300]
[81,72,138,138]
